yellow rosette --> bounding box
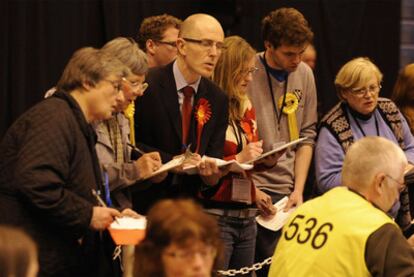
[123,103,135,146]
[278,92,299,141]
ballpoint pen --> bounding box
[127,143,146,155]
[91,189,120,224]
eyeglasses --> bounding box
[385,174,406,193]
[164,246,216,262]
[103,79,122,93]
[182,37,226,52]
[122,77,148,93]
[154,40,177,48]
[349,84,382,97]
[241,67,259,77]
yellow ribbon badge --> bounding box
[123,102,135,146]
[278,92,299,141]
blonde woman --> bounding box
[315,57,414,229]
[200,36,277,273]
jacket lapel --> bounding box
[158,64,182,143]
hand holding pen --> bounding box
[127,143,164,180]
[89,189,121,230]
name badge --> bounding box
[231,176,252,204]
[272,141,287,162]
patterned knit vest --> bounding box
[319,98,411,229]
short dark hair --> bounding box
[262,7,313,48]
[136,14,182,50]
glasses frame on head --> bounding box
[154,40,177,48]
[241,66,259,77]
[121,77,148,93]
[349,84,382,97]
[102,79,122,93]
[385,174,406,193]
[163,245,217,263]
[182,37,226,52]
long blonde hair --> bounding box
[212,36,255,121]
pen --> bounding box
[127,143,146,155]
[91,189,120,224]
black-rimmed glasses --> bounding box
[154,40,177,47]
[182,37,226,52]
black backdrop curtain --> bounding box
[1,0,400,137]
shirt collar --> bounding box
[173,60,201,93]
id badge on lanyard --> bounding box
[231,175,252,204]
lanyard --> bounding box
[261,52,288,125]
[103,171,113,207]
[351,112,380,137]
[230,120,245,153]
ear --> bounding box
[146,39,156,55]
[373,173,386,196]
[81,79,94,91]
[176,38,186,56]
[264,41,272,51]
[339,89,348,102]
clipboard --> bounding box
[182,157,253,175]
[144,156,185,180]
[246,137,307,164]
[255,196,296,231]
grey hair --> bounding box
[342,136,407,192]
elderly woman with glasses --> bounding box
[315,57,414,228]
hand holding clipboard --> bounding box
[246,137,308,164]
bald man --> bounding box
[269,137,414,276]
[133,14,229,213]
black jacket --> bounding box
[0,91,109,276]
[133,62,229,213]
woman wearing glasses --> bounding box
[134,199,222,277]
[195,36,278,274]
[315,57,414,227]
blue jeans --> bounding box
[215,215,257,276]
[254,193,285,277]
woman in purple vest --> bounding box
[315,57,414,229]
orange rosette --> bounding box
[194,98,212,153]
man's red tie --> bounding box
[181,86,194,145]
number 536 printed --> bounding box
[283,214,334,249]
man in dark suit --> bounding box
[133,13,229,213]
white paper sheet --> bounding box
[110,216,147,230]
[255,196,296,232]
[145,156,185,180]
[182,157,253,175]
